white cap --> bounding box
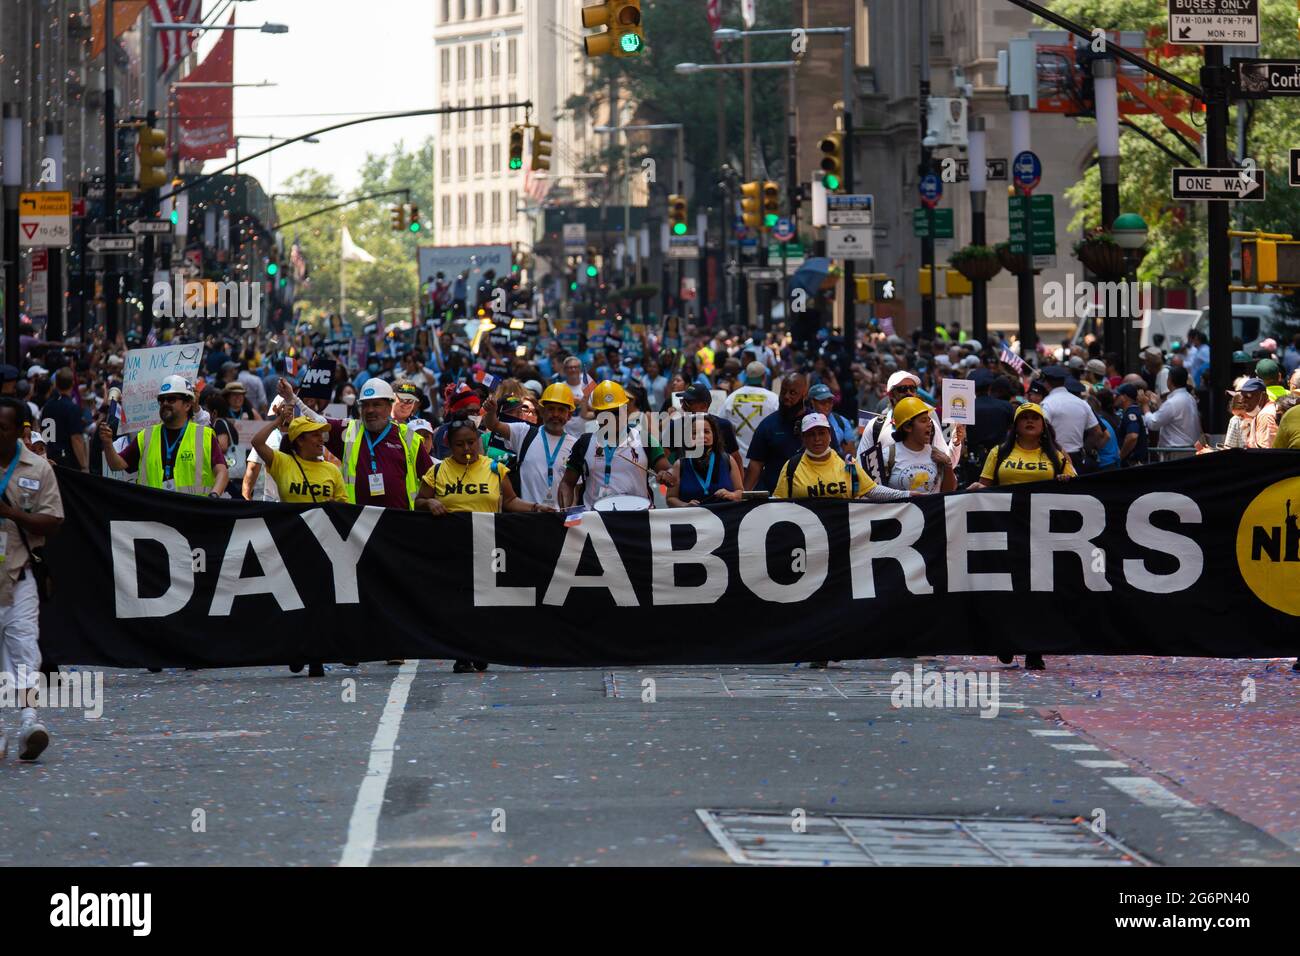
[801,412,831,433]
[27,365,48,378]
[886,371,921,392]
[406,417,434,435]
[358,378,395,402]
[157,374,194,399]
[523,379,544,397]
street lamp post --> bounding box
[3,102,22,365]
[967,116,988,345]
[1112,212,1148,375]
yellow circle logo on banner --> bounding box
[1236,476,1300,616]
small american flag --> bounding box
[145,327,158,348]
[523,168,552,204]
[999,345,1025,375]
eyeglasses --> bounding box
[157,395,186,404]
[891,385,917,395]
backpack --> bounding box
[785,449,860,499]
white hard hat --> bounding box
[358,378,395,402]
[157,374,194,399]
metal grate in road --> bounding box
[696,810,1153,867]
[606,670,1026,708]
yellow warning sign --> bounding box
[18,191,72,216]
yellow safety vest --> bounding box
[340,419,421,507]
[136,422,214,495]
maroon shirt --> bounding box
[325,419,433,509]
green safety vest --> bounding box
[136,422,215,495]
[340,419,421,507]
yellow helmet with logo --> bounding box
[589,380,629,411]
[892,396,932,429]
[539,383,576,409]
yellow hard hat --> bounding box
[589,380,629,411]
[892,396,932,429]
[539,383,576,409]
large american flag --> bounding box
[151,1,203,76]
[523,168,551,204]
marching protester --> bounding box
[808,383,857,457]
[667,415,744,506]
[416,416,549,673]
[722,361,779,460]
[745,373,810,492]
[560,381,675,509]
[480,385,578,509]
[679,383,742,472]
[773,413,915,503]
[392,381,434,452]
[0,396,64,761]
[880,398,957,494]
[40,367,88,472]
[970,400,1075,671]
[856,370,953,484]
[244,360,338,500]
[98,375,229,497]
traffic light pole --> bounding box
[104,0,119,342]
[840,29,856,346]
[918,0,935,340]
[1010,94,1036,359]
[968,115,988,345]
[1203,46,1232,435]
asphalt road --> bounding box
[0,657,1295,867]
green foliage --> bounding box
[1050,0,1300,293]
[567,0,790,199]
[949,244,998,265]
[274,138,434,332]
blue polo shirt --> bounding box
[747,407,805,492]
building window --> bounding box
[474,145,484,174]
[458,195,467,226]
[442,196,451,228]
[442,111,451,132]
[507,38,517,76]
[458,147,467,180]
[439,0,449,24]
[490,93,499,122]
[457,100,466,129]
[490,143,500,170]
[440,49,450,85]
[490,44,500,77]
[474,44,483,80]
[457,47,466,81]
[491,192,501,223]
[474,193,485,224]
[474,96,483,126]
[441,149,451,180]
[508,190,517,218]
[457,0,465,19]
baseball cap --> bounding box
[1232,350,1253,364]
[1256,358,1280,379]
[886,370,921,392]
[808,383,834,401]
[745,361,767,384]
[1042,365,1069,382]
[287,417,329,443]
[26,365,48,379]
[393,382,427,408]
[523,379,544,398]
[1238,377,1267,393]
[1014,402,1046,421]
[1067,355,1086,371]
[0,365,19,383]
[681,383,712,406]
[1116,383,1140,399]
[801,412,831,433]
[1086,359,1107,377]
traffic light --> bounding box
[266,261,279,278]
[407,204,421,233]
[818,131,844,191]
[1241,239,1300,287]
[136,126,167,190]
[508,125,525,170]
[762,181,780,228]
[740,181,762,229]
[391,205,405,231]
[582,1,644,58]
[668,194,688,236]
[855,274,896,303]
[531,127,552,172]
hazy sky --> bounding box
[196,0,437,194]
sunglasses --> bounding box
[891,385,918,395]
[157,395,187,404]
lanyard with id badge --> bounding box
[0,452,21,566]
[161,423,189,492]
[364,423,392,497]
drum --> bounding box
[593,494,651,512]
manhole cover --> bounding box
[697,810,1152,867]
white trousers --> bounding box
[0,573,40,690]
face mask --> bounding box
[342,393,356,406]
[368,363,380,374]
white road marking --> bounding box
[1029,729,1075,736]
[339,660,420,867]
[1076,760,1130,769]
[1104,776,1196,809]
[1051,743,1101,751]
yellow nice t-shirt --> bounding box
[980,443,1077,486]
[267,452,347,503]
[773,452,878,499]
[421,455,507,513]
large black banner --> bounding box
[42,451,1300,668]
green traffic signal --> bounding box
[409,220,421,233]
[620,33,642,54]
[764,214,779,228]
[169,209,179,225]
[824,173,840,191]
[586,265,598,277]
[672,222,687,236]
[266,262,279,276]
[570,281,578,291]
[509,157,522,170]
